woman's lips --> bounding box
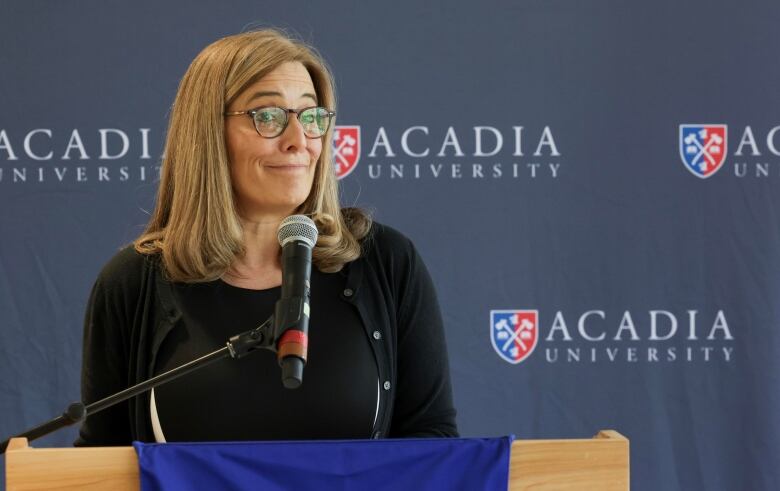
[265,162,309,168]
[264,163,309,173]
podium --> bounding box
[5,430,629,490]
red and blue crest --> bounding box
[679,124,728,178]
[490,310,538,364]
[333,126,360,180]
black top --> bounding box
[76,222,457,446]
[153,271,377,441]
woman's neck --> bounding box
[222,213,286,290]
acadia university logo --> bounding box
[490,310,539,364]
[330,124,563,181]
[491,309,735,365]
[679,124,727,178]
[0,128,156,184]
[333,126,360,179]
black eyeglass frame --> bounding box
[224,106,336,139]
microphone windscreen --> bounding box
[277,215,318,249]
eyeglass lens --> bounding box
[253,107,331,138]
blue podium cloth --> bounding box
[133,437,513,491]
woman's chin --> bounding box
[239,196,310,219]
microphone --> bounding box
[275,215,318,389]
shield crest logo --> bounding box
[679,124,728,178]
[333,126,361,179]
[490,310,538,364]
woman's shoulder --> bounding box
[357,222,431,284]
[338,207,417,263]
[93,245,160,293]
[362,221,417,257]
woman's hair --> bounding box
[134,29,371,281]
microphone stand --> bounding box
[0,313,282,455]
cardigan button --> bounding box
[343,288,354,297]
[372,331,382,340]
[383,381,391,390]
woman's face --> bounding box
[224,61,322,220]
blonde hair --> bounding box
[135,29,371,281]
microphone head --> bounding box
[277,215,319,249]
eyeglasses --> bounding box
[224,106,336,139]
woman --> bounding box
[77,29,457,445]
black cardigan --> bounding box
[76,223,458,445]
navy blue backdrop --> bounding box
[2,1,779,490]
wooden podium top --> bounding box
[6,430,629,490]
[510,430,629,490]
